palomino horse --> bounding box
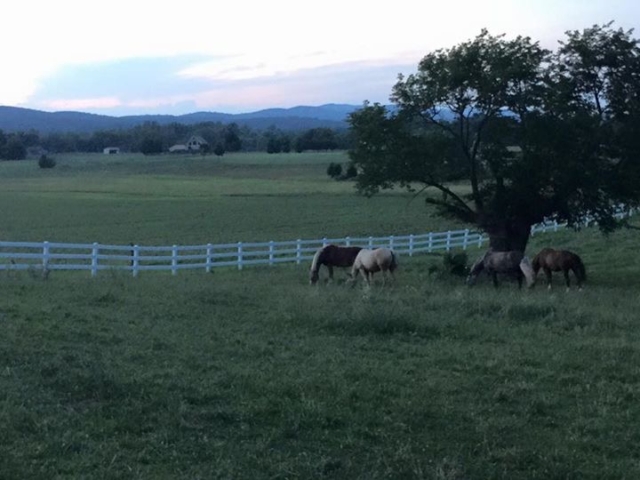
[349,248,398,286]
[467,250,535,288]
[532,248,586,290]
[309,244,362,285]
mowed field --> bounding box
[2,152,640,479]
[0,151,461,245]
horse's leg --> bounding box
[573,267,583,290]
[563,269,571,291]
[327,265,334,283]
[544,268,552,289]
[491,271,499,288]
[517,273,523,289]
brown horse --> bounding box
[309,244,363,285]
[349,248,398,286]
[532,248,586,290]
[467,250,536,288]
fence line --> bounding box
[0,208,632,276]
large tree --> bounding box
[348,24,640,251]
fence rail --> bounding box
[0,208,632,276]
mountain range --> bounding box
[0,104,364,134]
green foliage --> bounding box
[326,162,342,178]
[266,136,282,154]
[295,127,338,152]
[139,136,163,155]
[213,143,225,156]
[2,136,27,160]
[442,251,469,276]
[37,154,56,169]
[199,143,211,156]
[349,23,640,250]
[344,163,358,179]
[223,123,242,152]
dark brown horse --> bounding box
[532,248,586,290]
[309,244,362,285]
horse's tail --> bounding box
[390,250,398,271]
[573,254,587,283]
[520,256,536,288]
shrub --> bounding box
[443,251,469,276]
[214,143,225,156]
[344,164,358,179]
[38,154,56,169]
[326,162,342,179]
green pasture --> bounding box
[0,152,465,245]
[1,152,640,479]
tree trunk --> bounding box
[483,218,532,252]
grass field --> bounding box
[0,151,464,245]
[1,152,640,479]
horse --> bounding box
[532,247,586,290]
[349,247,398,286]
[467,249,536,288]
[309,244,363,285]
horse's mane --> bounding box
[309,246,326,273]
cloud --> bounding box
[28,56,413,115]
[3,0,638,113]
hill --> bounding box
[0,104,362,134]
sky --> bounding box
[1,0,638,116]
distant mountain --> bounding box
[0,104,364,134]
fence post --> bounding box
[171,245,178,275]
[446,231,452,251]
[237,242,243,270]
[42,241,50,273]
[206,243,213,273]
[91,242,99,277]
[477,232,483,248]
[368,236,373,248]
[269,241,274,266]
[322,237,328,247]
[463,229,469,250]
[554,220,558,232]
[345,236,351,247]
[296,239,302,265]
[389,235,394,250]
[132,245,139,277]
[428,232,433,253]
[409,234,414,257]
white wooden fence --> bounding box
[0,209,632,276]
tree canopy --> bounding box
[348,23,640,250]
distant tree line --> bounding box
[0,121,352,159]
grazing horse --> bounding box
[467,250,535,288]
[350,248,398,286]
[309,245,363,285]
[532,248,586,290]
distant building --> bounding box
[186,135,208,151]
[169,144,189,153]
[103,147,120,154]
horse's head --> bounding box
[466,253,487,286]
[309,268,320,285]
